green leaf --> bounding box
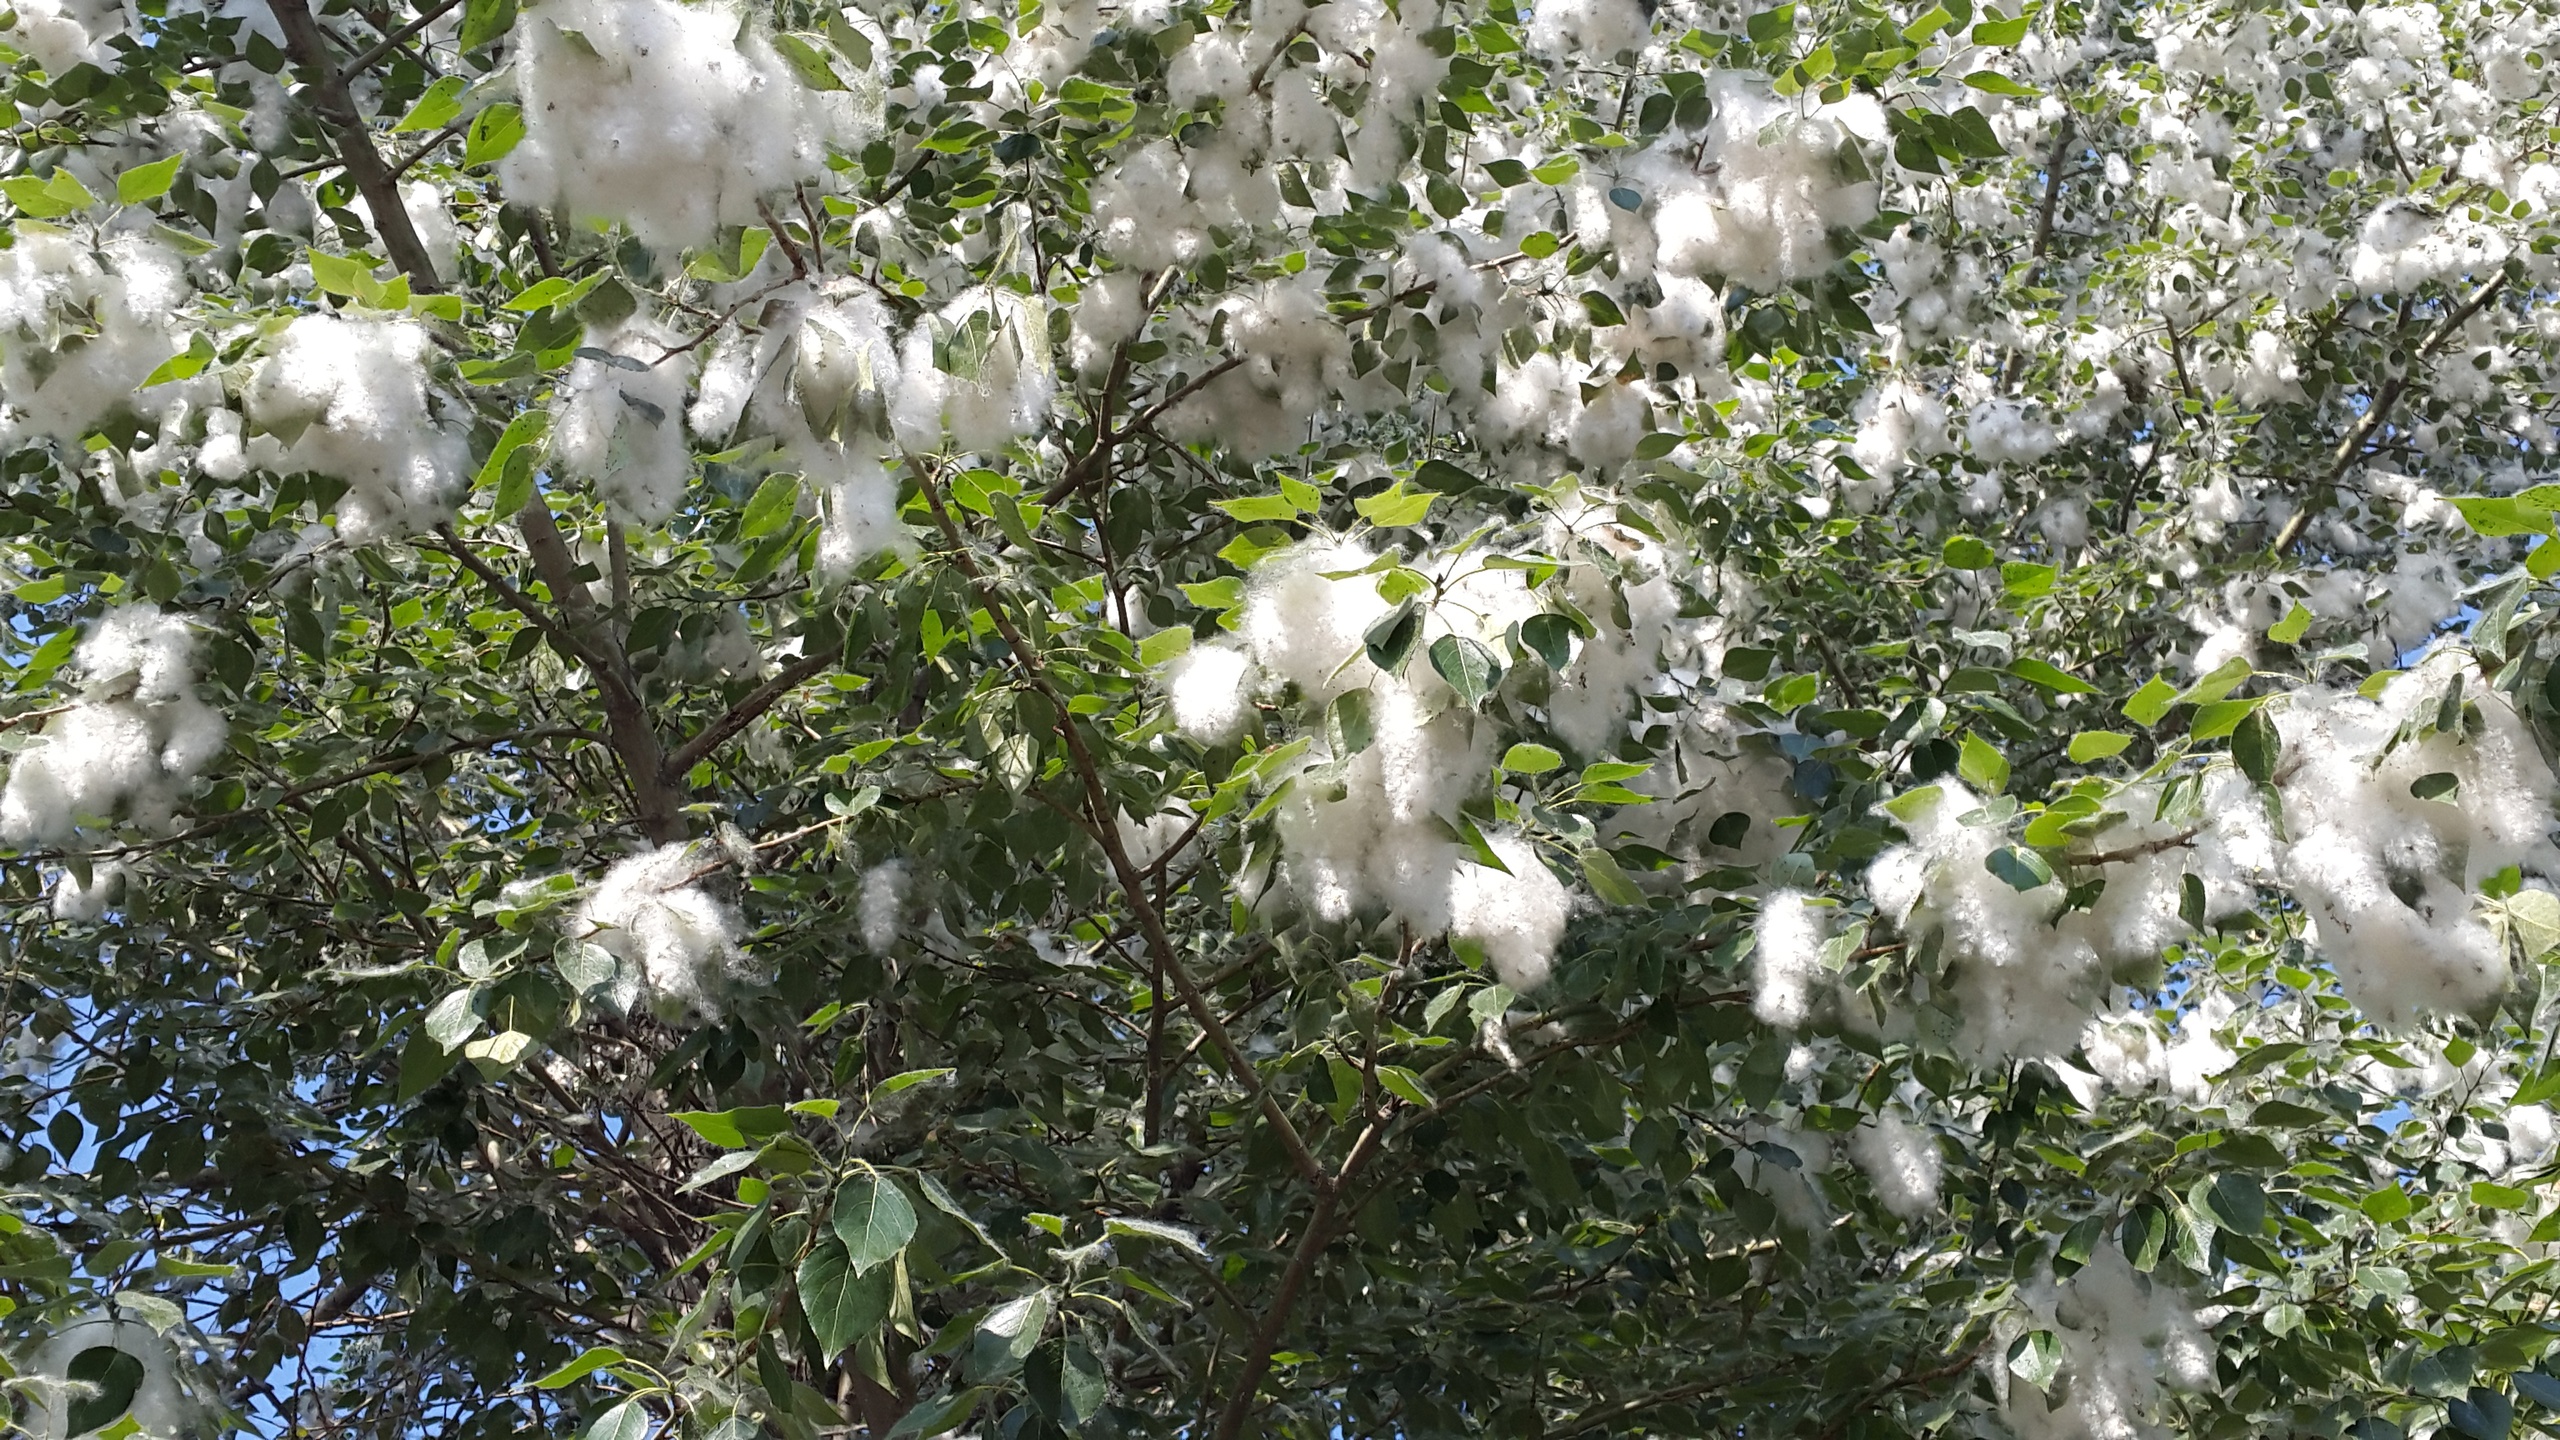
[2267,602,2313,644]
[1376,1064,1434,1106]
[2122,676,2179,726]
[504,277,576,312]
[1985,845,2053,891]
[834,1174,918,1272]
[424,987,483,1052]
[141,331,216,389]
[2067,731,2131,763]
[2476,1181,2534,1211]
[2,168,97,219]
[2451,495,2556,537]
[393,76,468,133]
[1579,291,1627,327]
[1765,673,1819,710]
[827,13,876,69]
[1941,105,2009,158]
[2189,696,2265,741]
[1181,577,1244,611]
[2233,708,2282,783]
[773,32,851,90]
[1428,634,1503,706]
[1212,494,1305,522]
[1024,1339,1109,1428]
[1957,732,2009,794]
[1139,627,1192,666]
[2010,658,2095,695]
[799,1236,893,1354]
[534,1346,625,1389]
[1354,481,1439,528]
[1582,849,1648,906]
[888,1387,989,1439]
[1364,599,1423,675]
[465,103,527,167]
[115,153,184,207]
[2360,1185,2413,1224]
[876,1067,954,1094]
[2450,1387,2516,1440]
[1327,687,1375,755]
[1971,13,2030,43]
[742,472,802,539]
[1414,459,1480,494]
[1502,743,1562,775]
[2007,1329,2062,1389]
[474,411,548,492]
[1940,535,1996,569]
[2411,771,2460,802]
[64,1346,145,1436]
[670,1106,791,1149]
[1746,4,1797,42]
[2000,561,2057,597]
[2179,657,2253,707]
[581,1400,653,1440]
[459,0,519,49]
[1963,68,2037,94]
[309,250,381,300]
[2199,1172,2267,1235]
[1522,613,1574,671]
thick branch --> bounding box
[1210,1191,1343,1440]
[436,518,686,843]
[265,0,444,291]
[662,652,833,780]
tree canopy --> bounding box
[4,0,2560,1435]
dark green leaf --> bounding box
[798,1236,892,1354]
[2233,708,2282,784]
[1428,634,1502,705]
[833,1174,918,1272]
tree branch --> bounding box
[909,454,1328,1190]
[335,0,464,84]
[265,0,444,291]
[2272,271,2509,553]
[662,651,834,781]
[435,517,686,843]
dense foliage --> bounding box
[6,0,2560,1435]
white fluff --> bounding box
[26,1315,189,1440]
[552,320,694,524]
[815,450,907,578]
[570,844,744,1013]
[1164,641,1256,743]
[242,314,468,540]
[49,860,124,923]
[2274,654,2557,1028]
[1651,77,1882,293]
[2001,1243,2217,1440]
[860,860,909,954]
[0,235,208,462]
[499,0,867,251]
[1848,1111,1942,1219]
[1526,0,1650,58]
[1752,890,1829,1028]
[890,291,1057,454]
[1448,835,1574,991]
[0,607,226,848]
